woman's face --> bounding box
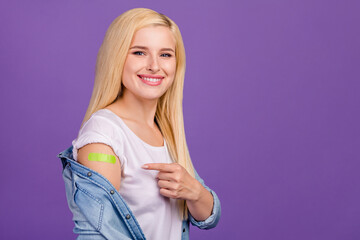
[121,25,177,101]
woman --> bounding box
[57,7,221,239]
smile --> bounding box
[141,77,161,82]
[138,74,164,86]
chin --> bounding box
[139,90,167,100]
[138,94,162,101]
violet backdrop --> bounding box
[0,0,359,239]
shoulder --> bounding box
[79,109,117,135]
[78,109,127,141]
[72,109,126,163]
[75,111,115,149]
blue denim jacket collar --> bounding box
[57,145,221,239]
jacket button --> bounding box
[110,190,115,194]
[87,172,92,177]
[183,228,185,232]
[126,214,131,219]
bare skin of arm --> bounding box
[185,180,214,221]
[77,143,122,191]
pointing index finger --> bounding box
[142,163,173,172]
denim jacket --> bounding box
[57,145,221,239]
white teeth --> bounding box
[140,76,161,82]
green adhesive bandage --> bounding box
[88,152,116,164]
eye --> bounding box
[161,53,172,58]
[133,51,145,56]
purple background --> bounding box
[0,0,359,239]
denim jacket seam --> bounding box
[107,189,145,239]
[75,182,105,231]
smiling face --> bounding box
[121,25,177,101]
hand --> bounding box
[142,163,201,201]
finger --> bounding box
[142,163,174,172]
[157,179,172,189]
[159,188,179,199]
[156,172,174,181]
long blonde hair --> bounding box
[80,8,195,220]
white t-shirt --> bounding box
[72,108,182,240]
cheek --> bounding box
[123,59,140,80]
[124,58,136,72]
[164,61,177,76]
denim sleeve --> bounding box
[188,168,221,229]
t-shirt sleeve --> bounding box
[72,114,125,168]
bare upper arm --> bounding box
[77,143,121,191]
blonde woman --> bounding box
[57,7,221,240]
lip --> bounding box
[138,75,163,86]
[137,74,164,79]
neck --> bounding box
[114,89,158,127]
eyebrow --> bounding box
[129,45,175,53]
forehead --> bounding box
[131,26,176,49]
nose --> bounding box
[146,54,160,72]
